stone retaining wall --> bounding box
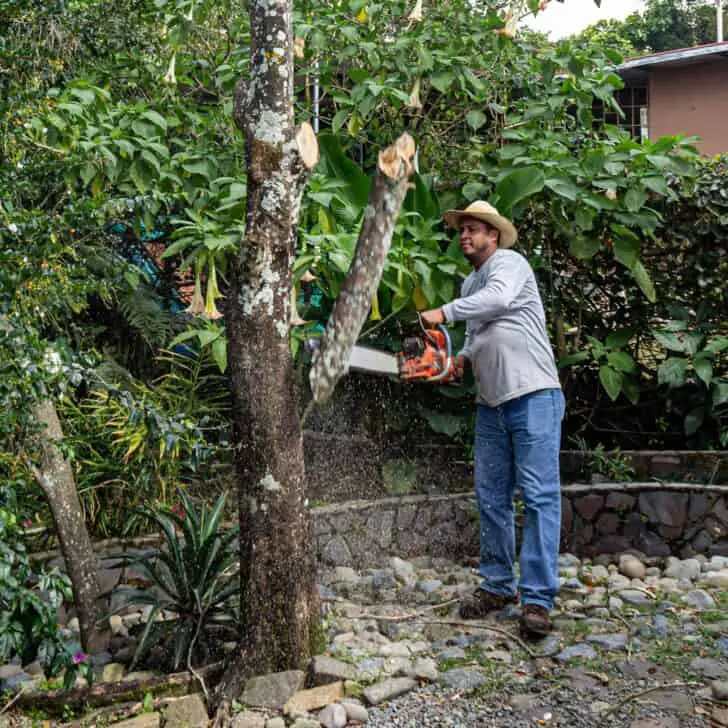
[313,494,478,570]
[312,483,728,569]
[34,483,728,572]
[561,483,728,559]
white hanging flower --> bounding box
[407,0,423,22]
[163,53,177,85]
[406,79,422,109]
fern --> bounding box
[118,284,176,351]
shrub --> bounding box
[113,491,239,671]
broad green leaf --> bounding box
[684,333,705,356]
[430,72,455,93]
[131,119,159,140]
[331,109,349,134]
[652,329,686,352]
[643,176,670,196]
[624,187,647,212]
[419,409,464,438]
[713,379,728,407]
[621,377,640,405]
[705,337,728,354]
[494,167,545,214]
[403,173,440,221]
[211,337,227,373]
[558,351,590,368]
[182,159,214,179]
[658,357,688,387]
[462,182,488,201]
[140,149,161,176]
[466,110,487,131]
[568,236,600,260]
[599,365,623,401]
[80,163,96,186]
[694,356,712,386]
[607,351,636,373]
[646,154,672,170]
[169,330,200,347]
[130,156,156,192]
[606,329,633,349]
[613,235,639,268]
[545,178,580,201]
[318,133,370,209]
[574,207,594,231]
[58,102,84,116]
[114,139,136,158]
[684,407,705,436]
[140,110,168,132]
[631,260,656,303]
[196,330,220,347]
[70,87,97,105]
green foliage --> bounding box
[113,491,239,671]
[569,435,636,482]
[572,0,728,56]
[1,0,726,523]
[0,501,72,675]
[60,349,226,536]
[652,306,728,442]
[559,330,639,404]
[382,458,418,495]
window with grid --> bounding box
[592,83,649,141]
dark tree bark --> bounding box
[213,2,416,722]
[309,132,416,406]
[213,0,320,721]
[27,400,107,652]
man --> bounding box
[420,200,564,638]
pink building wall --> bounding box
[648,60,728,155]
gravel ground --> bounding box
[318,551,727,728]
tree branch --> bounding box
[308,132,416,405]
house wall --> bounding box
[648,60,728,155]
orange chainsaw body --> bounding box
[397,327,459,383]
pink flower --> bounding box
[72,651,87,665]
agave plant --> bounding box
[113,490,239,671]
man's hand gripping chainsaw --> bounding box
[397,317,463,384]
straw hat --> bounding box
[442,200,518,248]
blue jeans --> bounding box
[473,388,564,610]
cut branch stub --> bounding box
[295,122,319,171]
[308,132,416,406]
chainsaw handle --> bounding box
[426,324,454,383]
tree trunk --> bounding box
[28,400,107,652]
[309,132,416,406]
[213,3,417,721]
[213,0,320,717]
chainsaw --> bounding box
[348,317,461,384]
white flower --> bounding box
[8,223,18,234]
[44,349,62,375]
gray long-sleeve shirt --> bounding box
[441,249,560,407]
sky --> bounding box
[523,0,646,39]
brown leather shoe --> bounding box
[459,589,518,619]
[519,604,553,638]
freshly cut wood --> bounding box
[295,121,320,171]
[309,132,416,405]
